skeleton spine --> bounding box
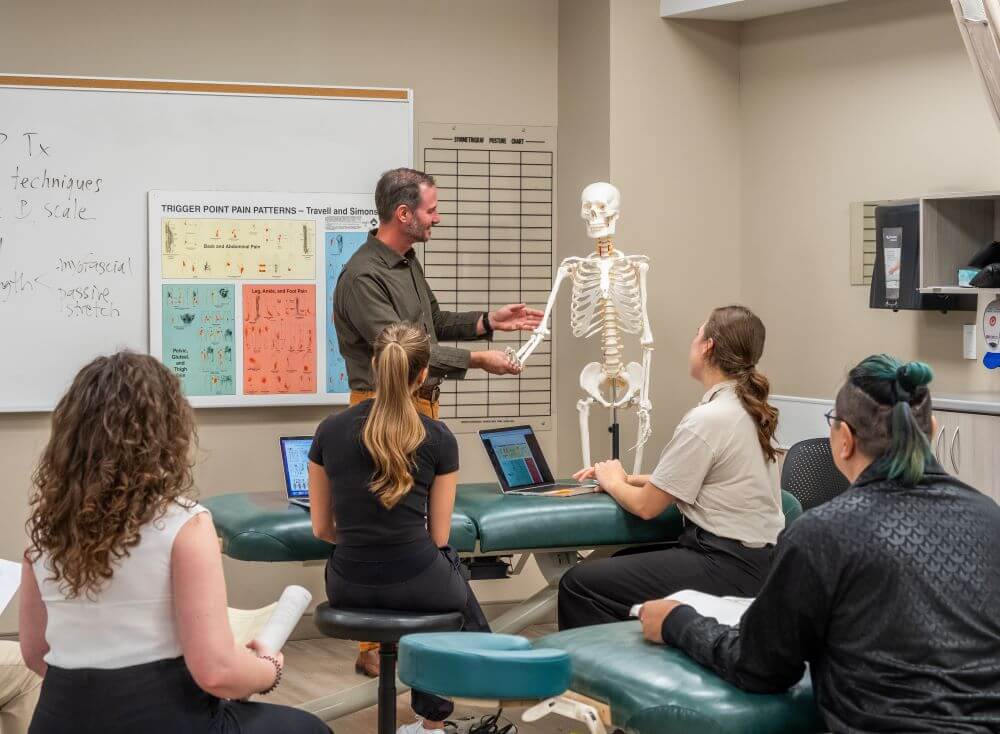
[601,301,623,378]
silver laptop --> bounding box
[280,436,313,508]
[479,425,597,496]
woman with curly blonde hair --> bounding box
[18,352,328,734]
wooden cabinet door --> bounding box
[932,410,960,473]
[938,410,999,503]
[956,413,1000,503]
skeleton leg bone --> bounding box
[577,398,594,468]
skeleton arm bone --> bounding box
[631,258,654,474]
[512,259,581,366]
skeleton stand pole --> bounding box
[610,383,620,460]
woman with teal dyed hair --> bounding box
[637,354,1000,733]
[829,354,936,486]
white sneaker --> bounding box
[397,720,445,734]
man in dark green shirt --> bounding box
[333,168,544,678]
[333,167,543,419]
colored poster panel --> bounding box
[161,285,236,396]
[325,231,368,393]
[162,218,316,280]
[243,284,317,394]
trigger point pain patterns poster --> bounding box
[150,190,377,407]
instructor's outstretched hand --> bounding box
[489,303,544,332]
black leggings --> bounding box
[28,656,329,734]
[558,524,773,630]
[326,542,491,722]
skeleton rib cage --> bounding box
[568,253,646,380]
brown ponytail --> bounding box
[703,305,779,463]
[363,323,431,508]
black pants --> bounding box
[28,656,329,734]
[326,541,490,722]
[558,524,773,630]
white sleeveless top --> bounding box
[33,500,209,669]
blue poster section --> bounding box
[162,284,236,396]
[325,232,368,393]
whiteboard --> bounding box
[0,75,412,411]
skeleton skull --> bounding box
[580,182,621,239]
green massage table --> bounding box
[533,621,824,734]
[204,484,808,726]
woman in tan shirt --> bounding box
[558,305,784,629]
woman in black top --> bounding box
[308,322,489,734]
[640,355,1000,733]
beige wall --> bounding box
[741,0,1000,401]
[555,0,612,475]
[558,0,743,473]
[0,0,559,634]
[4,0,992,636]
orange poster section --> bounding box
[242,285,316,394]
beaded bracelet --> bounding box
[258,654,282,695]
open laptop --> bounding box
[280,436,313,508]
[479,425,597,496]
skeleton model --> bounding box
[508,182,653,473]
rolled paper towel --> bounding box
[253,585,313,653]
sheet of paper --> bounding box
[228,602,279,647]
[0,558,22,615]
[630,589,754,627]
[227,585,312,651]
[254,585,313,653]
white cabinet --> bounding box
[933,410,1000,503]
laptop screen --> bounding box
[478,425,555,491]
[280,436,313,500]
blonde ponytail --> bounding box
[363,323,431,509]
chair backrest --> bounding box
[781,438,851,511]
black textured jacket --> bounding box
[662,461,1000,733]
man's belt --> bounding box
[416,383,441,403]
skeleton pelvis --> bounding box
[580,361,643,407]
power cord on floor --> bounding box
[467,709,517,734]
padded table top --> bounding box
[536,621,824,734]
[204,482,686,562]
[204,484,802,562]
[203,491,477,561]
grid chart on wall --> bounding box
[417,124,556,430]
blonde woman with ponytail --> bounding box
[559,305,785,630]
[308,323,490,734]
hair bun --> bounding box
[896,361,933,394]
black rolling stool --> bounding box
[314,603,464,734]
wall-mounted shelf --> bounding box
[919,286,997,294]
[920,191,1000,293]
[659,0,848,21]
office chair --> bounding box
[780,438,851,511]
